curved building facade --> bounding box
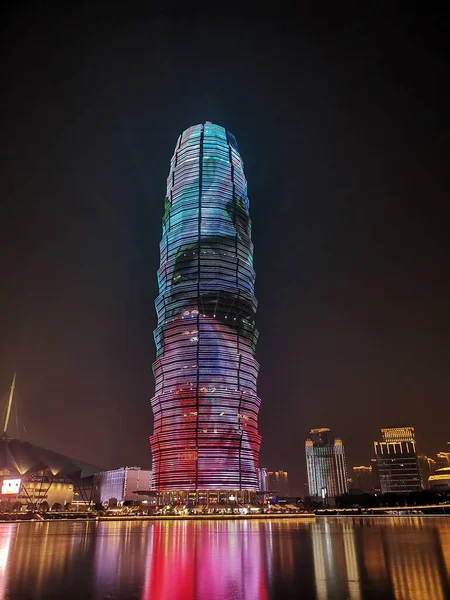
[150,122,262,493]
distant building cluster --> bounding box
[302,425,450,502]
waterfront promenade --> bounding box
[0,512,315,523]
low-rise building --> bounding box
[436,452,450,469]
[418,455,437,489]
[351,465,374,493]
[93,467,153,506]
[267,470,290,496]
[428,467,450,492]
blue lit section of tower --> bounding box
[150,122,262,491]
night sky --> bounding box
[1,5,449,494]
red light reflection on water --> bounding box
[142,520,269,600]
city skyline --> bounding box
[1,8,449,496]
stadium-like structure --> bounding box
[0,375,101,510]
[0,436,101,509]
[150,122,262,500]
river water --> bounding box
[1,517,449,599]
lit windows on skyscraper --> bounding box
[374,427,421,493]
[305,428,348,500]
[150,123,262,494]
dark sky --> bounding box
[1,4,449,494]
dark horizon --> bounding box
[1,5,449,494]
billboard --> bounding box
[1,479,21,495]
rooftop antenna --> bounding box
[2,373,16,438]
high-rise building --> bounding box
[351,465,374,493]
[267,470,290,496]
[374,427,421,494]
[447,441,450,452]
[305,428,348,500]
[150,123,262,496]
[370,457,381,493]
[418,455,437,489]
[258,467,268,492]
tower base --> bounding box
[156,489,256,507]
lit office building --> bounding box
[436,452,450,469]
[370,458,381,493]
[374,427,421,494]
[93,467,153,505]
[428,467,450,492]
[267,470,290,496]
[258,467,268,492]
[150,122,262,499]
[418,455,437,488]
[305,428,348,500]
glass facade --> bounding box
[150,122,262,491]
[305,428,348,499]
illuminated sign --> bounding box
[1,479,21,495]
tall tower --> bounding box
[374,427,421,493]
[305,428,348,500]
[150,122,262,495]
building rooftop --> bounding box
[0,437,102,480]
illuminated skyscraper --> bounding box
[374,427,421,493]
[258,467,268,492]
[305,428,348,500]
[150,122,262,495]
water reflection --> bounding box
[142,520,271,600]
[438,523,450,579]
[312,520,361,599]
[0,524,14,599]
[94,521,149,597]
[379,518,450,600]
[0,518,450,599]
